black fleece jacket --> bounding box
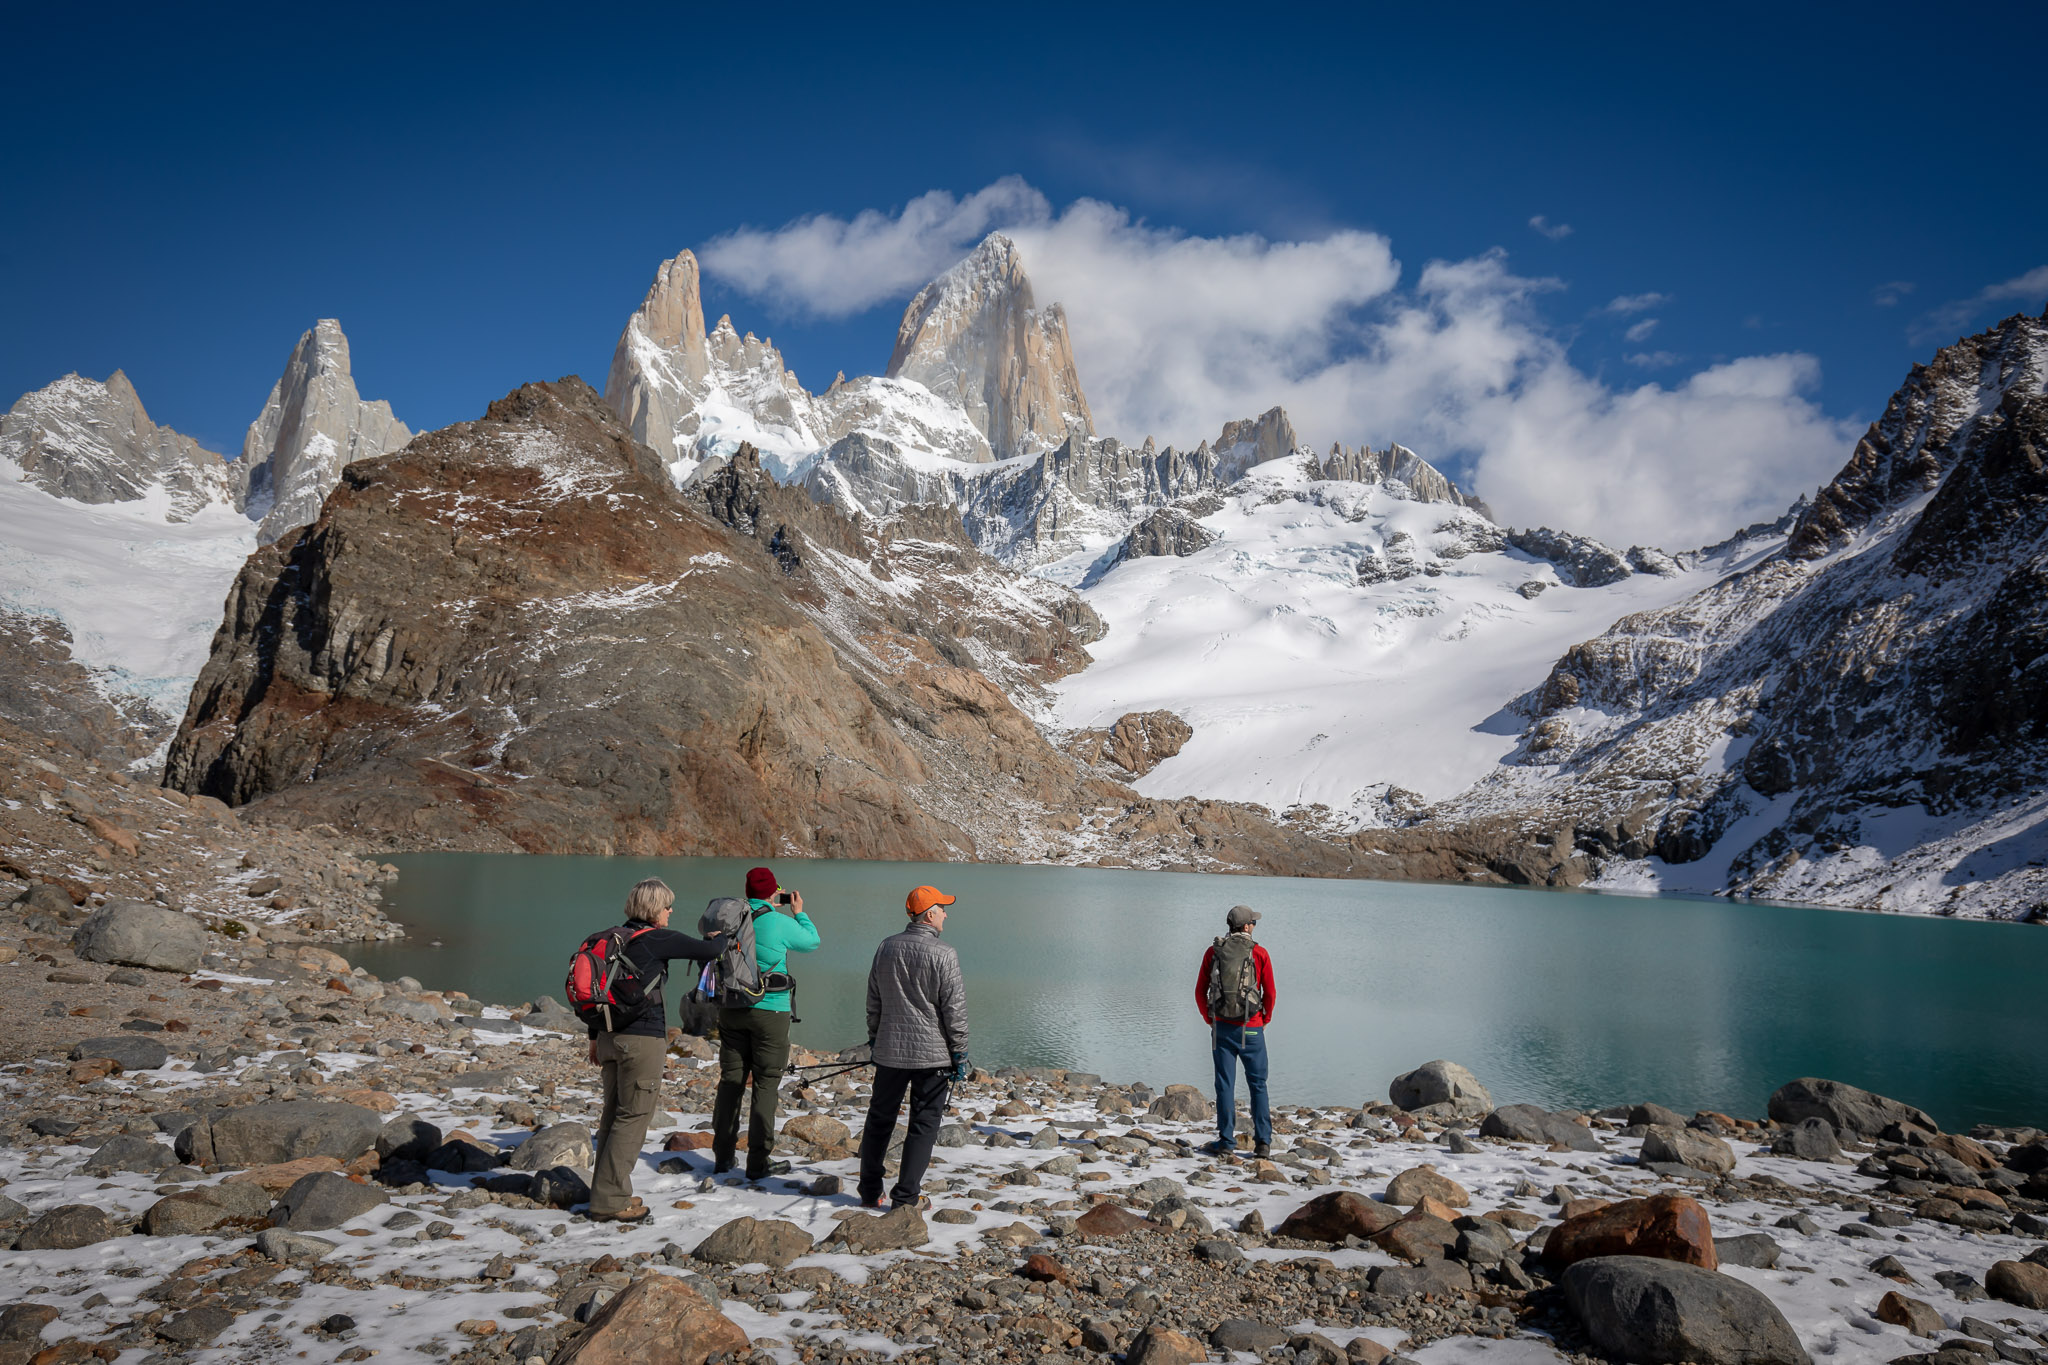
[586,925,724,1039]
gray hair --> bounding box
[624,878,675,923]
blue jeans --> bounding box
[1212,1021,1271,1146]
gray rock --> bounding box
[157,1304,234,1345]
[509,1122,592,1172]
[1631,1103,1688,1128]
[1715,1234,1782,1269]
[1770,1117,1843,1162]
[0,1194,27,1220]
[83,1134,175,1176]
[1642,1124,1737,1175]
[450,1068,520,1091]
[1030,1126,1063,1150]
[12,882,76,917]
[142,1181,273,1235]
[1766,1078,1934,1140]
[1453,1218,1518,1265]
[272,1172,389,1231]
[376,1114,441,1164]
[529,1166,590,1210]
[1564,1255,1811,1365]
[1194,1239,1246,1264]
[256,1227,338,1261]
[1373,1258,1475,1298]
[69,1035,170,1071]
[1507,527,1633,587]
[177,1101,383,1168]
[820,1204,929,1252]
[72,899,207,972]
[1211,1319,1290,1351]
[1146,1089,1213,1122]
[16,1203,120,1249]
[936,1124,970,1147]
[1388,1061,1492,1118]
[692,1215,814,1269]
[1481,1103,1602,1151]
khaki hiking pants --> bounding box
[713,1006,791,1178]
[590,1031,665,1215]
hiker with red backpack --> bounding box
[1197,903,1277,1159]
[566,878,725,1222]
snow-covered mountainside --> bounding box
[1052,451,1740,824]
[242,319,412,543]
[0,370,241,521]
[1391,309,2048,918]
[0,321,407,751]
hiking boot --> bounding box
[748,1159,793,1180]
[890,1194,932,1211]
[858,1196,885,1210]
[1202,1139,1237,1158]
[712,1157,734,1175]
[1254,1141,1271,1159]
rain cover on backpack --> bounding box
[1205,933,1265,1022]
[699,896,767,1008]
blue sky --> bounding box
[4,2,2043,543]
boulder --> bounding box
[72,899,206,972]
[1274,1191,1402,1243]
[692,1216,813,1269]
[782,1114,850,1149]
[1631,1102,1688,1128]
[1545,1195,1718,1271]
[83,1134,175,1176]
[69,1035,169,1071]
[1769,1117,1843,1162]
[1714,1233,1782,1269]
[177,1101,383,1169]
[1481,1103,1602,1150]
[1385,1165,1469,1207]
[157,1304,234,1346]
[1564,1256,1810,1365]
[1073,1202,1149,1238]
[1211,1319,1290,1352]
[1372,1209,1460,1263]
[1874,1291,1944,1336]
[1373,1258,1474,1298]
[510,1122,592,1171]
[1987,1260,2048,1310]
[1126,1327,1209,1365]
[272,1172,389,1231]
[1146,1089,1213,1122]
[427,1137,506,1172]
[819,1203,928,1253]
[1453,1217,1518,1264]
[553,1272,748,1365]
[142,1182,273,1236]
[0,1304,59,1340]
[1388,1061,1492,1118]
[255,1228,338,1261]
[1766,1078,1933,1140]
[223,1156,347,1192]
[1643,1124,1737,1175]
[530,1165,591,1210]
[377,1114,442,1164]
[16,1203,120,1249]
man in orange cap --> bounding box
[855,885,969,1209]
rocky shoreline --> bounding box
[3,856,2047,1365]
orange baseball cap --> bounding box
[906,885,956,916]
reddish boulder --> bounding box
[1273,1191,1401,1243]
[1074,1203,1150,1239]
[552,1273,748,1365]
[1544,1194,1717,1271]
[1371,1209,1460,1263]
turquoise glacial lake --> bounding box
[350,855,2048,1132]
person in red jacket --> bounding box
[1196,903,1276,1158]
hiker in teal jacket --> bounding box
[712,865,821,1180]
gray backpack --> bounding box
[700,897,767,1008]
[1206,933,1264,1021]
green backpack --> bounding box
[1206,934,1264,1021]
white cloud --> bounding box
[1913,265,2048,343]
[695,180,1857,549]
[1873,280,1914,307]
[1605,292,1668,314]
[1528,215,1574,240]
[1625,350,1681,368]
[1624,318,1660,342]
[696,178,1050,318]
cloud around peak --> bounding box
[692,179,1855,549]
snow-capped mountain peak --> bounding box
[241,318,411,543]
[0,369,238,522]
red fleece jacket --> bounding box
[1196,937,1276,1028]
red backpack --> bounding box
[565,925,662,1032]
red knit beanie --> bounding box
[745,866,778,900]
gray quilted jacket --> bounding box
[866,922,968,1069]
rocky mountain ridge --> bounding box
[242,319,412,543]
[1363,309,2048,918]
[0,370,240,521]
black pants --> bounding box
[857,1063,951,1206]
[713,1007,791,1179]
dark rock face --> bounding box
[1069,710,1193,778]
[1507,527,1634,587]
[1563,1256,1812,1365]
[0,610,170,763]
[1116,507,1216,562]
[176,1101,383,1169]
[1767,1078,1936,1139]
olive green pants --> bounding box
[713,1007,791,1178]
[590,1031,665,1215]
